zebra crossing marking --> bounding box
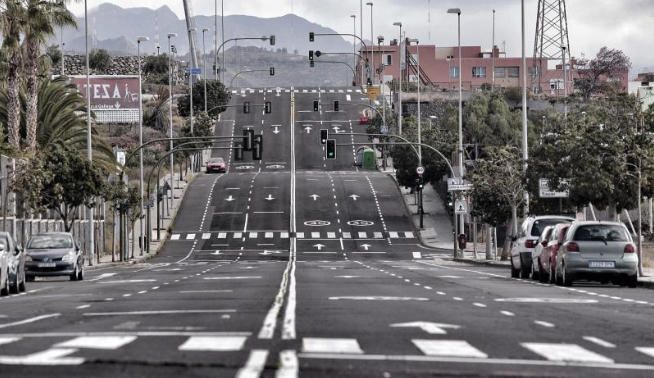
[412,340,488,358]
[178,336,247,352]
[522,343,614,363]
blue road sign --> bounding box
[186,67,202,75]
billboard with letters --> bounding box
[70,75,140,124]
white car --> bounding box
[531,225,555,281]
[510,216,575,279]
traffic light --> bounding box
[243,101,250,114]
[234,143,243,161]
[313,100,319,112]
[265,101,272,114]
[243,129,254,151]
[326,139,336,159]
[309,32,314,42]
[416,176,424,191]
[253,135,263,160]
[269,67,275,76]
[309,50,314,61]
[320,129,328,144]
[334,101,339,111]
[269,35,276,45]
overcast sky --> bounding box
[69,1,652,71]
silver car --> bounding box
[556,221,638,287]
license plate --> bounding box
[38,262,56,268]
[589,261,615,269]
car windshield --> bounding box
[573,225,629,242]
[27,235,73,249]
[210,159,224,164]
[531,219,569,236]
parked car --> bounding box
[0,232,25,294]
[0,241,9,296]
[510,216,575,279]
[206,157,226,173]
[555,221,638,287]
[540,222,573,283]
[531,225,555,281]
[25,233,84,281]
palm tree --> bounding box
[0,1,24,149]
[23,0,77,153]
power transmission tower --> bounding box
[533,0,571,93]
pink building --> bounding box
[358,41,589,96]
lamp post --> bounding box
[378,35,385,127]
[84,0,94,264]
[521,0,529,215]
[393,22,402,135]
[202,28,209,113]
[167,33,177,210]
[350,15,356,85]
[448,7,463,255]
[137,36,149,255]
[189,27,197,136]
[366,2,374,85]
[410,38,424,229]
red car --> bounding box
[539,223,572,283]
[206,157,226,173]
[359,115,370,125]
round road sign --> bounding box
[416,166,425,175]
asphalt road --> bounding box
[0,87,653,377]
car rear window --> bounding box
[573,225,629,242]
[27,235,73,249]
[531,219,568,236]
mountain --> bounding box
[56,4,352,57]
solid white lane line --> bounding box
[302,338,363,354]
[500,311,515,317]
[204,276,262,280]
[98,279,157,284]
[56,336,136,350]
[236,349,269,378]
[282,253,297,340]
[534,320,555,328]
[412,340,488,358]
[275,350,299,378]
[83,310,236,316]
[0,314,60,330]
[179,290,233,293]
[178,336,247,351]
[75,304,91,310]
[583,336,616,348]
[522,343,613,363]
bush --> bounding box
[88,49,112,72]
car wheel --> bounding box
[77,265,84,281]
[18,272,26,292]
[626,275,638,288]
[561,264,573,287]
[539,260,548,283]
[9,273,19,294]
[531,263,539,281]
[70,264,79,281]
[555,265,563,286]
[0,271,8,296]
[510,257,519,278]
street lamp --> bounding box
[84,0,94,264]
[137,36,149,255]
[167,33,178,209]
[521,0,529,215]
[409,37,424,229]
[202,28,209,113]
[366,2,374,85]
[393,21,402,135]
[448,7,463,256]
[350,15,357,85]
[378,35,385,129]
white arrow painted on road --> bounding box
[212,250,222,255]
[349,194,360,201]
[260,250,282,256]
[304,127,312,134]
[225,195,235,202]
[390,321,461,335]
[272,126,280,134]
[361,244,371,251]
[310,194,320,201]
[313,244,325,251]
[265,194,275,201]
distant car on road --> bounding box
[555,221,638,287]
[0,232,26,294]
[206,157,226,173]
[359,115,370,125]
[540,222,573,283]
[510,215,575,279]
[0,239,10,296]
[25,233,84,281]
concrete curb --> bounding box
[450,257,511,268]
[638,278,654,289]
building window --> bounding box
[508,67,520,78]
[449,67,459,78]
[495,67,506,78]
[384,54,392,66]
[472,67,486,78]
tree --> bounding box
[88,48,112,72]
[143,53,171,85]
[46,44,62,68]
[177,79,230,118]
[468,146,526,259]
[1,0,25,149]
[143,86,170,132]
[575,47,631,100]
[23,0,76,153]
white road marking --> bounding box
[276,350,298,378]
[522,343,613,363]
[0,348,84,366]
[473,303,487,308]
[534,320,555,328]
[179,336,247,351]
[0,314,60,330]
[0,337,20,346]
[413,340,488,358]
[583,336,616,348]
[494,298,598,304]
[179,290,233,293]
[56,336,136,350]
[329,296,428,301]
[500,311,515,317]
[302,338,363,354]
[390,322,460,335]
[636,347,654,358]
[236,350,269,378]
[186,233,196,240]
[412,252,422,259]
[83,310,236,316]
[203,276,262,280]
[202,233,211,239]
[171,234,180,240]
[87,273,117,282]
[98,279,157,284]
[75,304,91,310]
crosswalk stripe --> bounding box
[327,232,336,239]
[217,232,227,239]
[389,232,399,238]
[373,232,383,239]
[202,233,211,240]
[412,340,488,358]
[404,231,415,238]
[234,232,243,239]
[302,338,363,354]
[358,232,367,239]
[412,252,422,259]
[521,343,613,363]
[281,232,289,239]
[636,347,654,358]
[265,232,274,239]
[171,234,180,240]
[56,336,137,350]
[311,232,320,239]
[342,232,351,239]
[186,234,196,240]
[297,232,305,239]
[249,232,258,239]
[179,336,247,352]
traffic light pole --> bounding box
[216,35,275,82]
[310,32,371,85]
[229,68,274,89]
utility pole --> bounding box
[202,28,209,113]
[84,0,94,265]
[521,0,530,216]
[492,9,495,89]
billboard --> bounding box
[70,75,140,124]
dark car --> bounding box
[206,157,226,173]
[25,233,84,281]
[0,232,26,294]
